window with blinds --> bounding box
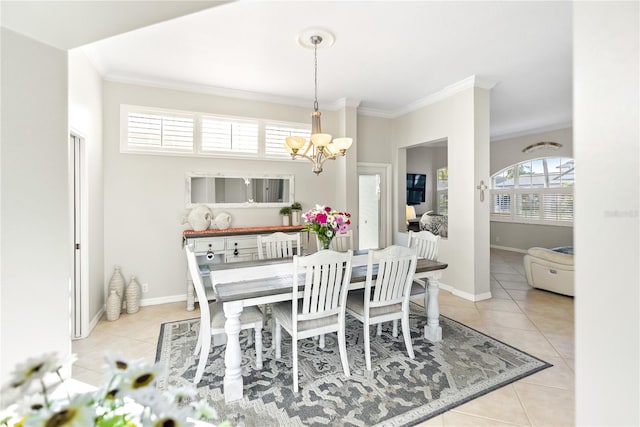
[264,124,311,159]
[127,112,193,150]
[490,157,574,226]
[201,117,258,154]
[121,105,310,160]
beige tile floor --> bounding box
[73,249,574,426]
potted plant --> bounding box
[290,202,303,226]
[279,206,292,226]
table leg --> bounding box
[186,279,195,311]
[424,271,442,342]
[223,300,244,402]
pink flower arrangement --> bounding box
[303,205,351,249]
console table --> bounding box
[182,225,305,311]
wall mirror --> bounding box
[185,173,294,208]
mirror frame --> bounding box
[185,172,295,208]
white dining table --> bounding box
[209,252,447,402]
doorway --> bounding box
[357,163,391,250]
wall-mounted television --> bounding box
[406,173,426,205]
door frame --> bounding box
[357,163,392,249]
[69,130,89,338]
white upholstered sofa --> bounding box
[523,246,574,296]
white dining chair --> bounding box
[315,229,354,253]
[184,244,264,385]
[257,232,301,259]
[314,229,353,347]
[271,249,353,392]
[345,245,418,371]
[407,230,441,313]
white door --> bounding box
[71,133,87,338]
[358,164,391,250]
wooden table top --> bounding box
[212,256,447,303]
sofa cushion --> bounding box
[527,247,574,265]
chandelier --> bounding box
[284,33,352,175]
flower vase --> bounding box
[126,276,141,314]
[318,235,332,250]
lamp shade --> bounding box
[310,133,332,147]
[406,205,417,221]
[285,136,306,150]
[332,137,353,151]
[325,143,340,156]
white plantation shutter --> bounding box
[543,191,574,222]
[127,112,193,149]
[265,124,311,159]
[491,193,512,218]
[201,117,258,154]
[515,193,540,220]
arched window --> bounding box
[490,157,574,226]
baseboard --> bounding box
[89,308,104,332]
[439,281,492,302]
[73,308,105,340]
[140,294,187,307]
[490,244,528,254]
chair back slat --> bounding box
[258,232,301,260]
[295,250,353,322]
[367,245,417,310]
[407,230,441,260]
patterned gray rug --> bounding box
[156,307,550,426]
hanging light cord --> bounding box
[313,35,321,113]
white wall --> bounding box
[102,81,345,303]
[1,29,71,381]
[574,2,639,424]
[68,49,104,333]
[356,114,393,164]
[392,84,492,301]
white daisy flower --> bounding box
[190,400,218,421]
[165,386,197,405]
[24,394,96,427]
[4,353,59,393]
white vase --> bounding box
[106,289,121,321]
[291,210,301,226]
[108,266,126,311]
[282,215,290,226]
[126,276,141,314]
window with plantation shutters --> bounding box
[121,105,312,161]
[264,124,311,159]
[490,157,574,226]
[127,111,193,150]
[201,117,258,154]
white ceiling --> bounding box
[2,1,573,140]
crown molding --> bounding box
[103,73,316,109]
[103,74,368,112]
[388,75,498,118]
[491,120,573,142]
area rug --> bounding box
[156,308,550,426]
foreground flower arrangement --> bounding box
[302,205,351,249]
[0,352,228,427]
